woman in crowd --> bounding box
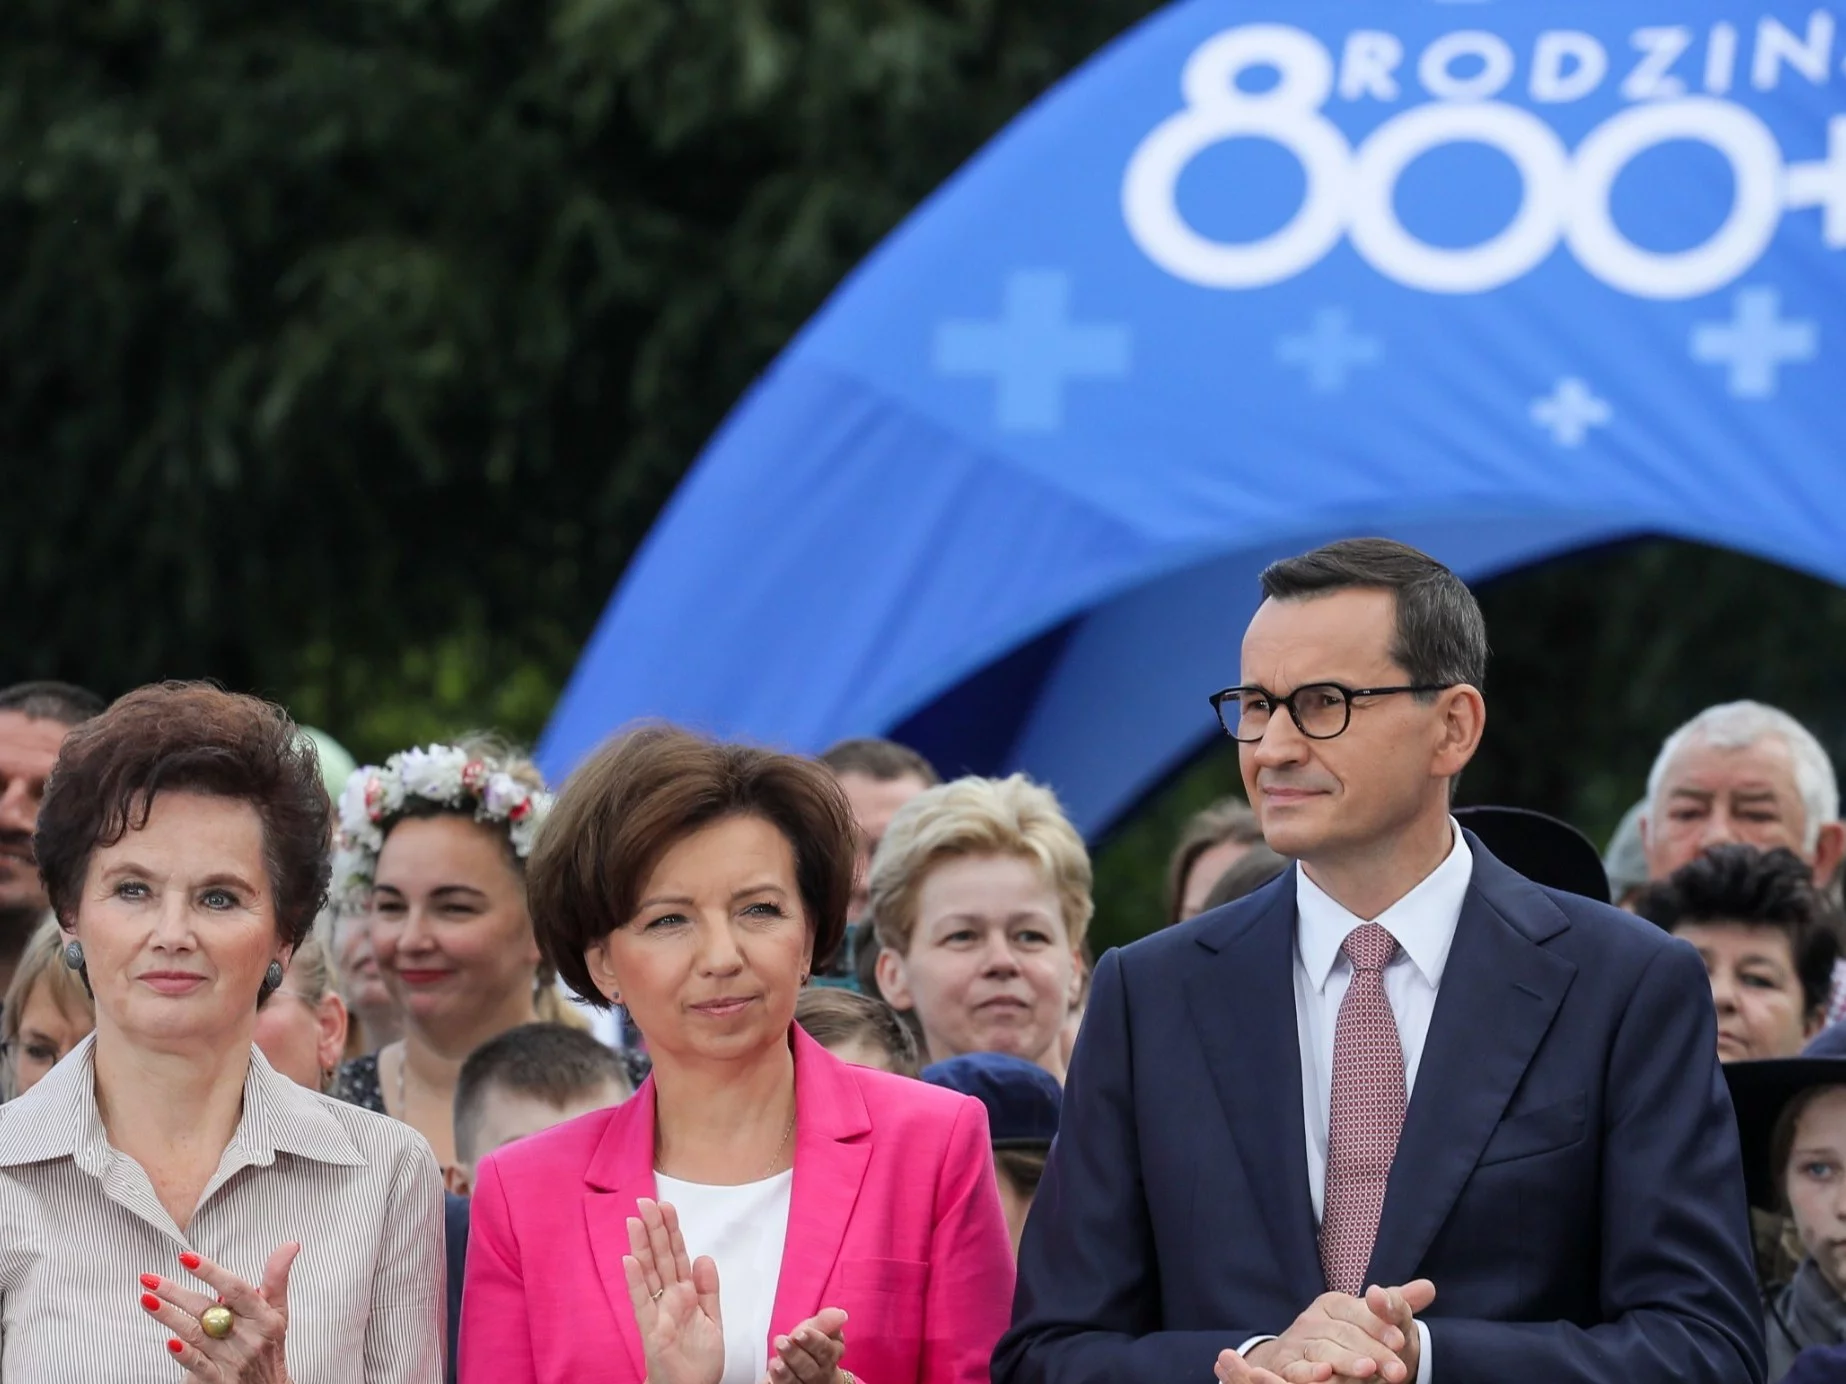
[331,737,580,1169]
[253,931,350,1092]
[795,986,920,1077]
[2,914,95,1098]
[333,901,402,1059]
[1637,844,1839,1062]
[462,726,1015,1384]
[1164,797,1264,925]
[920,1052,1060,1257]
[869,774,1089,1083]
[1197,842,1291,913]
[2,681,442,1380]
[1726,1023,1846,1379]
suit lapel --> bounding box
[583,1079,658,1383]
[1184,876,1324,1307]
[770,1028,873,1337]
[1366,845,1577,1289]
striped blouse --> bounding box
[0,1035,444,1383]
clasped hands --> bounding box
[625,1197,851,1384]
[1217,1280,1436,1384]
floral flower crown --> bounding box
[332,743,553,907]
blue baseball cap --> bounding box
[919,1052,1061,1148]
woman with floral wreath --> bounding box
[331,736,583,1171]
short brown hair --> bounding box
[795,987,920,1077]
[528,726,856,1007]
[818,738,940,787]
[453,1022,631,1165]
[35,682,332,950]
[1260,538,1489,690]
[1165,798,1264,925]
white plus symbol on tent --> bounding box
[1691,287,1819,399]
[934,270,1131,433]
[1530,378,1612,447]
[1276,309,1381,392]
[1787,115,1846,247]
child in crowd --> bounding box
[1727,1023,1846,1380]
[443,1022,634,1383]
[921,1051,1061,1256]
[447,1021,634,1198]
[796,986,921,1077]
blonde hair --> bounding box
[284,931,337,1003]
[3,916,96,1098]
[868,774,1093,955]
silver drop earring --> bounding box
[61,941,84,972]
[259,960,285,1000]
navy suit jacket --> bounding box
[994,835,1766,1383]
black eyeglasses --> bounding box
[1209,682,1454,743]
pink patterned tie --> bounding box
[1320,922,1407,1296]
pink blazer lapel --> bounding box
[769,1029,874,1338]
[583,1076,660,1383]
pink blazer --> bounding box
[459,1026,1016,1384]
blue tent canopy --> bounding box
[542,1,1846,837]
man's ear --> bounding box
[1433,685,1487,779]
[1812,821,1846,893]
[874,948,913,1011]
[444,1163,473,1199]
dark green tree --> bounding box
[5,5,1842,949]
[0,0,1161,752]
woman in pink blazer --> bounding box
[460,728,1015,1384]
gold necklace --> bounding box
[763,1106,796,1179]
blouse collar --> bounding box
[0,1032,366,1174]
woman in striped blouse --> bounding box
[0,682,443,1383]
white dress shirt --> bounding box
[655,1170,793,1384]
[1243,822,1473,1383]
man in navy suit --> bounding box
[994,539,1765,1384]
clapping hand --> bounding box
[762,1308,848,1384]
[625,1198,725,1384]
[1224,1280,1436,1384]
[139,1243,299,1382]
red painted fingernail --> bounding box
[167,1339,183,1354]
[139,1274,160,1290]
[178,1252,200,1270]
[141,1294,160,1312]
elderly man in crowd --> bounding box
[1642,701,1844,888]
[1642,701,1846,1020]
[0,681,104,994]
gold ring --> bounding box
[200,1305,235,1340]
